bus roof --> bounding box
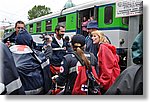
[26,0,117,25]
[5,25,15,30]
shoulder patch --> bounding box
[9,45,33,54]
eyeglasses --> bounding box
[17,27,24,29]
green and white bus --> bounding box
[25,0,130,48]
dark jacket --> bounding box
[85,36,98,58]
[0,42,25,95]
[9,45,51,95]
[2,31,17,44]
[56,52,98,94]
[105,64,143,95]
[50,37,70,66]
[43,45,53,60]
[9,30,52,94]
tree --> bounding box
[28,5,52,20]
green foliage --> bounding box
[28,5,52,20]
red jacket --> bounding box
[72,66,100,95]
[98,43,120,90]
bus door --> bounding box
[77,7,97,36]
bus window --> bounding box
[36,22,41,32]
[104,6,113,24]
[10,29,13,32]
[58,16,66,26]
[4,30,9,33]
[29,24,33,33]
[46,19,52,31]
[122,17,129,25]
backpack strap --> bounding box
[68,52,88,74]
[70,51,95,71]
[69,66,77,74]
[31,49,50,69]
[31,49,51,94]
[32,50,42,63]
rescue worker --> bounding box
[54,34,99,95]
[9,29,52,94]
[2,21,25,47]
[0,42,25,95]
[50,25,71,76]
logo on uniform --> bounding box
[9,45,33,54]
[81,84,88,92]
[60,66,64,73]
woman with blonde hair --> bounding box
[91,30,110,44]
[91,31,120,94]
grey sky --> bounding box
[0,0,93,26]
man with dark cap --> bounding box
[85,20,111,58]
[85,20,99,58]
[54,34,99,95]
